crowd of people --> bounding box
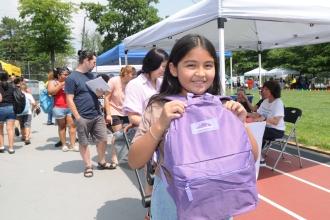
[0,34,288,220]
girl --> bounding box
[48,67,78,152]
[0,71,16,154]
[105,65,136,168]
[128,34,258,220]
[16,83,36,145]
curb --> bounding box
[288,141,330,156]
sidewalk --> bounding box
[0,113,145,220]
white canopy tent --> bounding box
[244,67,268,77]
[123,0,330,95]
[267,67,300,78]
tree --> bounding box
[0,17,28,63]
[82,30,103,55]
[18,0,75,68]
[81,0,160,52]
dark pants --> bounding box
[262,127,285,148]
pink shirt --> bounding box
[108,76,126,116]
[123,73,163,115]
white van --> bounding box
[91,65,142,78]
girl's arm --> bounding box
[128,100,186,169]
[245,126,259,161]
[127,112,142,127]
[47,80,64,96]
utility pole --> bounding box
[81,15,87,50]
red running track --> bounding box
[236,149,330,220]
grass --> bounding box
[229,89,330,150]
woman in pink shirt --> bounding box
[48,67,78,152]
[104,66,136,167]
[123,48,169,126]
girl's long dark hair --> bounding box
[148,34,221,106]
[137,48,169,76]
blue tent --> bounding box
[96,43,147,66]
[97,43,233,66]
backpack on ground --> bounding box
[13,87,26,115]
[39,88,53,113]
[162,93,257,220]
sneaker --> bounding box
[25,140,31,145]
[8,148,15,154]
[62,145,69,152]
[47,122,55,125]
[72,144,79,152]
[15,127,20,137]
[259,158,266,167]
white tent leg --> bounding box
[218,18,226,96]
[230,56,233,94]
[258,53,262,87]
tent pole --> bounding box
[218,17,227,96]
[230,56,233,94]
[258,41,262,87]
[125,50,128,65]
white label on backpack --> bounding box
[190,118,219,134]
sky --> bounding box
[0,0,196,51]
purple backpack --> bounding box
[161,93,257,220]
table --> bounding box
[246,121,266,179]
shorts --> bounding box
[17,114,32,128]
[111,115,129,126]
[0,105,16,123]
[53,107,72,120]
[75,115,107,146]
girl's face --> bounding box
[150,61,167,80]
[59,70,69,81]
[170,47,215,96]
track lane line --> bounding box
[270,148,330,168]
[264,165,330,193]
[258,194,306,220]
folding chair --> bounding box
[264,107,303,170]
[123,124,153,208]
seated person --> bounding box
[236,88,252,113]
[248,80,285,165]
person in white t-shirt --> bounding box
[16,83,36,145]
[248,80,285,165]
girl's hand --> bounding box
[158,100,186,131]
[224,100,247,123]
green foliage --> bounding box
[81,0,160,52]
[0,17,29,63]
[240,89,330,150]
[83,31,103,55]
[232,43,330,80]
[18,0,75,68]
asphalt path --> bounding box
[0,112,145,220]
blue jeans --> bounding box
[151,176,177,220]
[47,111,53,123]
[0,105,16,122]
